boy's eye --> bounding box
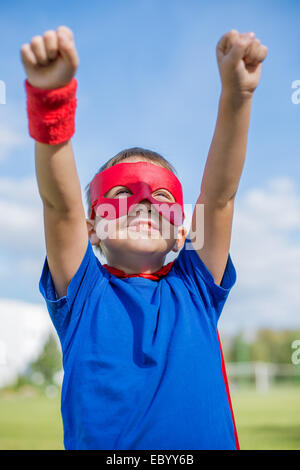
[108,188,174,200]
[153,190,174,201]
[114,189,132,198]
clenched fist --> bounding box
[20,25,79,90]
[216,30,268,97]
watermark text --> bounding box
[0,80,6,104]
[291,340,300,365]
[291,80,300,104]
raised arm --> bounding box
[21,26,89,298]
[189,30,268,285]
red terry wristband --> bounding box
[24,77,77,145]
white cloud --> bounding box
[0,101,31,162]
[0,176,44,255]
[219,177,300,334]
[0,299,52,388]
[0,126,27,161]
[0,176,40,206]
[0,179,93,284]
[0,199,43,250]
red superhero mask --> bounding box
[90,161,185,226]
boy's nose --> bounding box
[134,199,152,214]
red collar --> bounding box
[103,261,174,281]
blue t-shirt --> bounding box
[39,237,237,450]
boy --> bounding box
[21,26,267,450]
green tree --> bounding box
[30,333,62,385]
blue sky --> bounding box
[1,0,300,190]
[0,0,300,336]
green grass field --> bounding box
[0,386,299,450]
[231,386,300,450]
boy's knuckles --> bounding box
[59,39,72,49]
[250,39,261,50]
[244,43,265,63]
[235,37,253,49]
[20,45,38,67]
[20,46,31,62]
[56,25,74,39]
[31,35,43,46]
[47,49,58,59]
[252,45,267,62]
[227,30,239,40]
[44,36,58,55]
[43,30,56,40]
[57,34,75,49]
[20,43,29,54]
[261,45,268,58]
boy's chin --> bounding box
[112,235,174,253]
[124,236,170,252]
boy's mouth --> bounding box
[127,217,160,232]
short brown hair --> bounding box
[85,147,177,255]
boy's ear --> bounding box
[86,218,101,246]
[172,226,187,253]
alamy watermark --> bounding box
[0,80,6,104]
[291,80,300,104]
[291,339,300,365]
[94,201,205,250]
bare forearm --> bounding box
[35,140,84,212]
[200,91,253,206]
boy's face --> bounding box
[87,156,186,265]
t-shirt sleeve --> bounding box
[38,239,106,351]
[172,236,237,326]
